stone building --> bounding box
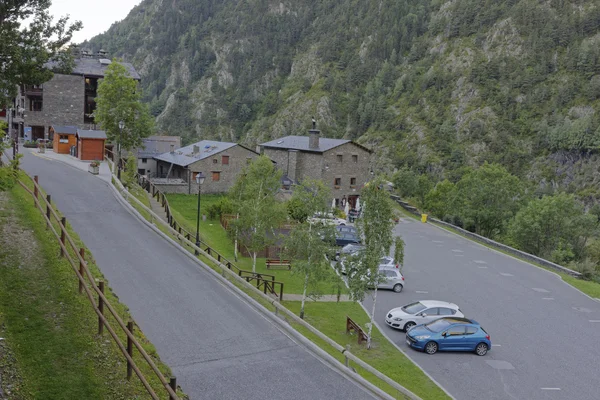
[134,135,182,177]
[259,128,372,209]
[153,140,260,194]
[4,50,139,142]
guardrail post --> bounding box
[279,283,284,301]
[60,217,66,257]
[79,248,85,294]
[33,175,38,199]
[345,345,350,368]
[46,194,51,228]
[169,377,177,400]
[126,321,134,380]
[98,281,105,335]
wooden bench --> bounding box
[265,258,291,270]
[346,316,369,344]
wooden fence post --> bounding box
[169,377,177,400]
[60,217,66,257]
[46,194,51,228]
[33,175,38,199]
[79,248,85,294]
[127,321,134,380]
[98,281,105,335]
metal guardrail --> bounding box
[111,168,422,400]
[16,173,180,400]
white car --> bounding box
[385,300,463,331]
[308,212,346,226]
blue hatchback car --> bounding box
[406,317,491,356]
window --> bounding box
[334,177,341,186]
[438,308,454,316]
[30,98,43,111]
[336,154,343,162]
[465,326,478,335]
[447,326,466,336]
[141,158,147,163]
[212,171,220,182]
[213,158,218,164]
[425,308,439,316]
[222,155,229,165]
[350,177,357,186]
[352,154,358,163]
[59,135,69,144]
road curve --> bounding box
[20,152,375,400]
[365,216,600,400]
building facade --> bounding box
[135,136,182,177]
[3,50,139,143]
[153,140,260,194]
[259,129,372,209]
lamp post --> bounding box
[195,172,205,255]
[117,120,125,180]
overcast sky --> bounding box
[49,0,142,44]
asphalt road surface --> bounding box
[364,216,600,400]
[20,152,375,400]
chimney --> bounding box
[97,49,107,58]
[309,128,320,150]
[193,145,199,155]
[170,144,174,153]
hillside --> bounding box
[85,0,600,193]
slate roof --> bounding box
[51,126,78,134]
[76,130,107,139]
[153,140,239,167]
[260,135,371,153]
[137,136,181,158]
[46,58,140,80]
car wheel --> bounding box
[475,342,488,356]
[425,341,438,355]
[393,284,403,293]
[403,321,416,331]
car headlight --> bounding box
[414,335,430,340]
[393,317,402,321]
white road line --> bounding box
[451,249,463,253]
[432,240,444,243]
[543,298,554,300]
[589,320,600,323]
[477,266,488,269]
[492,344,501,347]
[473,260,487,264]
[540,388,561,391]
[415,291,429,294]
[500,273,514,277]
[532,288,550,293]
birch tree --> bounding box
[284,179,336,319]
[346,177,396,349]
[230,156,285,271]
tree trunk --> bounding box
[367,287,378,349]
[234,213,239,262]
[300,272,309,319]
[252,251,257,273]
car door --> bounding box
[439,325,467,350]
[418,307,439,324]
[462,326,480,351]
[378,270,395,289]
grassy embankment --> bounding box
[0,173,185,399]
[164,193,449,400]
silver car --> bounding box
[339,255,394,274]
[378,268,405,293]
[385,300,464,331]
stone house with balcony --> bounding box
[152,140,260,194]
[259,128,372,209]
[5,50,140,143]
[134,135,182,177]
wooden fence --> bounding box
[19,174,180,400]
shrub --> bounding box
[206,198,234,220]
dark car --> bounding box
[335,232,360,247]
[406,317,491,356]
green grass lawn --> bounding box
[283,301,449,400]
[166,193,346,295]
[0,173,184,399]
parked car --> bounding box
[335,232,360,247]
[405,317,491,356]
[334,243,365,260]
[336,225,356,234]
[346,265,405,292]
[385,300,463,331]
[308,212,347,226]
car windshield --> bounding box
[425,319,452,333]
[401,302,426,314]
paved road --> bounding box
[21,152,375,400]
[364,216,600,400]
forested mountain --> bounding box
[85,0,600,192]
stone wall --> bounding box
[152,182,190,194]
[322,142,371,202]
[25,74,85,134]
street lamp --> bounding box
[195,172,205,255]
[117,120,125,181]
